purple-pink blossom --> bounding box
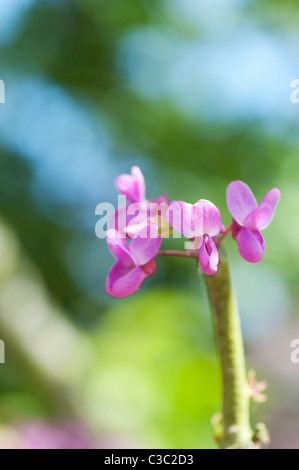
[112,166,168,236]
[166,199,221,275]
[104,167,280,298]
[106,229,161,297]
[226,181,280,263]
[115,166,146,204]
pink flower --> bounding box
[115,166,146,204]
[166,199,221,275]
[226,181,280,263]
[106,229,161,297]
[112,166,168,236]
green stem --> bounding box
[205,246,253,449]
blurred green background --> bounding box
[0,0,298,449]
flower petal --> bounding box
[115,166,146,203]
[260,187,280,209]
[193,236,203,250]
[150,194,169,204]
[131,166,146,201]
[166,201,195,238]
[125,219,151,238]
[236,227,265,263]
[125,202,150,236]
[231,218,242,240]
[106,229,136,265]
[194,199,221,237]
[244,188,280,230]
[129,234,162,266]
[226,181,258,226]
[141,257,157,277]
[106,262,146,298]
[110,205,136,237]
[199,236,219,275]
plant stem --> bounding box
[216,224,232,246]
[205,245,253,449]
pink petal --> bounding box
[148,200,169,220]
[127,220,160,239]
[244,188,280,230]
[129,235,162,266]
[106,229,136,265]
[110,205,136,237]
[260,187,280,209]
[226,181,258,226]
[115,166,146,203]
[131,166,146,201]
[166,201,195,238]
[194,199,221,237]
[236,227,265,263]
[106,262,146,298]
[141,258,157,277]
[151,194,169,204]
[126,219,151,238]
[125,202,150,235]
[111,202,149,238]
[231,218,242,240]
[193,236,203,250]
[199,236,219,275]
[115,174,137,202]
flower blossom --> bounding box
[106,229,161,297]
[115,166,147,204]
[226,181,280,263]
[112,166,168,236]
[166,199,222,275]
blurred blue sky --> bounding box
[0,75,113,206]
[0,0,36,44]
[165,0,249,34]
[119,9,298,126]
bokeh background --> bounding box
[0,0,298,449]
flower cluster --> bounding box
[105,167,280,298]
